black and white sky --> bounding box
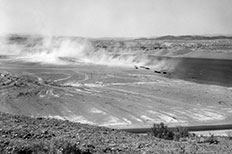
[0,0,232,37]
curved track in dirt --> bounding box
[0,59,232,130]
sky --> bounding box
[0,0,232,37]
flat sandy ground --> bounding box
[1,59,232,129]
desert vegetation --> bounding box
[150,123,222,145]
[1,112,232,154]
[151,123,189,141]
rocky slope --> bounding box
[1,112,232,154]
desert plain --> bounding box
[0,35,232,130]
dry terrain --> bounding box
[1,35,232,153]
[1,112,232,154]
[1,61,232,129]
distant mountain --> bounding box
[154,35,232,40]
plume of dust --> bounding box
[21,37,89,64]
[0,35,179,71]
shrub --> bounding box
[173,126,189,141]
[204,135,219,144]
[151,123,174,140]
[151,123,189,141]
[8,139,85,154]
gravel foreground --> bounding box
[0,112,232,154]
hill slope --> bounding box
[0,112,232,154]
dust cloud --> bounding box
[0,35,178,71]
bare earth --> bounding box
[0,61,232,129]
[1,35,232,153]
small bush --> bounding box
[173,126,189,141]
[204,135,219,144]
[151,123,174,140]
[49,138,83,154]
[151,123,189,141]
[8,139,85,154]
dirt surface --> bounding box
[1,35,232,153]
[1,35,232,128]
[1,62,232,129]
[1,112,232,154]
